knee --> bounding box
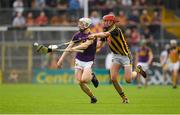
[76,78,86,85]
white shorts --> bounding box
[167,61,180,71]
[75,59,93,70]
[137,62,149,71]
[112,53,130,66]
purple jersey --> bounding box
[72,32,97,61]
[137,47,150,62]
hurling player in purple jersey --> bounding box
[135,39,153,88]
[57,18,99,103]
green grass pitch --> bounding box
[0,84,180,114]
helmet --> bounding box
[102,14,116,28]
[78,17,92,32]
[103,14,116,22]
[170,39,177,45]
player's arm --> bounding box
[71,39,94,51]
[88,32,110,53]
[88,32,110,39]
[57,41,75,68]
[148,49,153,65]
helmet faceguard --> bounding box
[78,18,92,32]
[102,14,116,29]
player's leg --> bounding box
[74,59,97,103]
[124,65,134,83]
[172,69,178,88]
[172,62,179,88]
[124,64,147,84]
[74,68,91,98]
[81,66,93,82]
[74,68,83,82]
[91,72,99,88]
[81,66,97,103]
[124,64,148,89]
[136,65,147,78]
[138,62,149,87]
[81,60,99,88]
[75,68,97,103]
[110,63,128,103]
[120,55,138,83]
[162,64,168,84]
[125,65,147,81]
[79,82,97,103]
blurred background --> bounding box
[0,0,179,85]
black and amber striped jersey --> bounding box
[102,26,130,56]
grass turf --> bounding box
[0,84,180,114]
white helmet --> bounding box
[170,39,177,45]
[78,17,92,31]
